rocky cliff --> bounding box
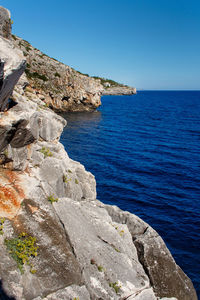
[92,76,137,96]
[11,35,104,112]
[0,6,197,300]
[103,86,137,95]
[0,4,103,114]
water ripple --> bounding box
[61,91,200,296]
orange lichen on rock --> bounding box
[0,169,25,219]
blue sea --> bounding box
[60,91,200,297]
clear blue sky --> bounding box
[1,0,200,90]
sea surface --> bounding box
[60,91,200,296]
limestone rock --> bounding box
[12,36,104,112]
[103,203,198,300]
[103,86,137,95]
[33,285,90,300]
[0,6,11,39]
[0,36,26,111]
[134,228,197,300]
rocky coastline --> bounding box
[103,86,137,96]
[11,37,104,113]
[0,6,197,300]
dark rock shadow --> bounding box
[0,280,16,300]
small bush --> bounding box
[63,175,71,183]
[39,147,53,158]
[12,34,17,41]
[5,232,38,273]
[54,72,61,78]
[109,282,121,294]
[0,218,5,235]
[25,46,31,52]
[25,69,48,82]
[48,195,58,204]
[97,265,104,272]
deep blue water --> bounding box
[60,91,200,297]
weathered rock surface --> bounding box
[12,36,103,112]
[0,37,26,111]
[0,6,11,39]
[0,5,197,300]
[103,86,137,95]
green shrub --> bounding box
[39,147,53,158]
[92,76,125,87]
[48,195,58,204]
[25,45,31,52]
[109,282,121,294]
[0,218,5,235]
[54,72,61,78]
[12,34,17,41]
[5,232,38,273]
[25,69,48,82]
[97,265,104,272]
[63,175,71,183]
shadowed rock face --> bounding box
[0,6,11,39]
[0,37,26,111]
[0,5,198,300]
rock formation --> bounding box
[0,6,197,300]
[92,76,137,96]
[0,6,11,39]
[11,36,103,112]
[103,86,137,95]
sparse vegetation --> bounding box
[97,265,104,272]
[114,247,120,253]
[5,232,38,273]
[25,69,48,82]
[54,72,61,78]
[63,175,71,183]
[12,34,17,41]
[109,282,121,294]
[75,178,79,184]
[48,195,58,204]
[3,149,8,157]
[0,218,5,235]
[92,76,126,88]
[39,147,53,158]
[76,70,89,77]
[25,45,31,52]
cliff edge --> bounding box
[0,6,197,300]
